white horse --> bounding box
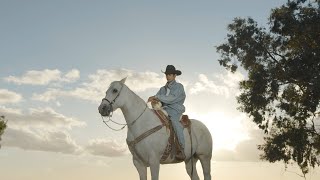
[98,78,212,180]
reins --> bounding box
[100,104,148,131]
[101,116,127,131]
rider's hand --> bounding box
[148,96,156,102]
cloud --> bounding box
[0,106,86,129]
[0,89,22,104]
[4,69,80,85]
[2,128,82,154]
[190,74,230,96]
[76,68,164,95]
[32,68,165,103]
[189,71,244,98]
[213,129,265,162]
[0,106,85,154]
[63,69,80,83]
[85,139,128,157]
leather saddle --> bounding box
[153,109,191,164]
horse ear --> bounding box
[120,77,127,84]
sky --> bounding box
[1,0,319,179]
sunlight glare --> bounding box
[189,111,249,151]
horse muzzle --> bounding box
[98,104,112,117]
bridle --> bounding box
[100,83,148,131]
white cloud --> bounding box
[85,138,128,157]
[0,106,22,114]
[0,106,85,154]
[216,71,245,88]
[0,106,86,129]
[32,68,165,103]
[56,101,61,107]
[4,69,80,85]
[83,68,164,93]
[2,128,82,154]
[190,74,230,96]
[62,69,80,82]
[0,89,22,104]
[32,88,72,102]
[189,71,245,98]
[4,69,60,85]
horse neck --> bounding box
[120,87,159,133]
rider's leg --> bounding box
[166,109,185,149]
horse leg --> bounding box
[150,161,160,180]
[133,158,147,180]
[198,154,212,180]
[150,162,160,180]
[185,156,200,180]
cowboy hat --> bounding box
[162,65,182,76]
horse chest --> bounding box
[126,129,168,162]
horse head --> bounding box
[98,77,127,117]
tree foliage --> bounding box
[0,115,7,148]
[217,0,320,175]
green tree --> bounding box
[0,115,7,148]
[216,0,320,176]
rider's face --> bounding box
[166,74,176,82]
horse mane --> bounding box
[118,81,147,106]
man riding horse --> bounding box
[148,65,186,152]
[98,67,212,180]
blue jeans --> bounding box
[164,108,185,149]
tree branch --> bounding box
[265,47,280,64]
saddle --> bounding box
[153,109,192,164]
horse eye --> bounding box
[112,89,118,93]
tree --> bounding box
[216,0,320,176]
[0,115,7,148]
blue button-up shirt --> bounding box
[155,80,186,114]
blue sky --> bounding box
[0,0,280,73]
[1,0,320,179]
